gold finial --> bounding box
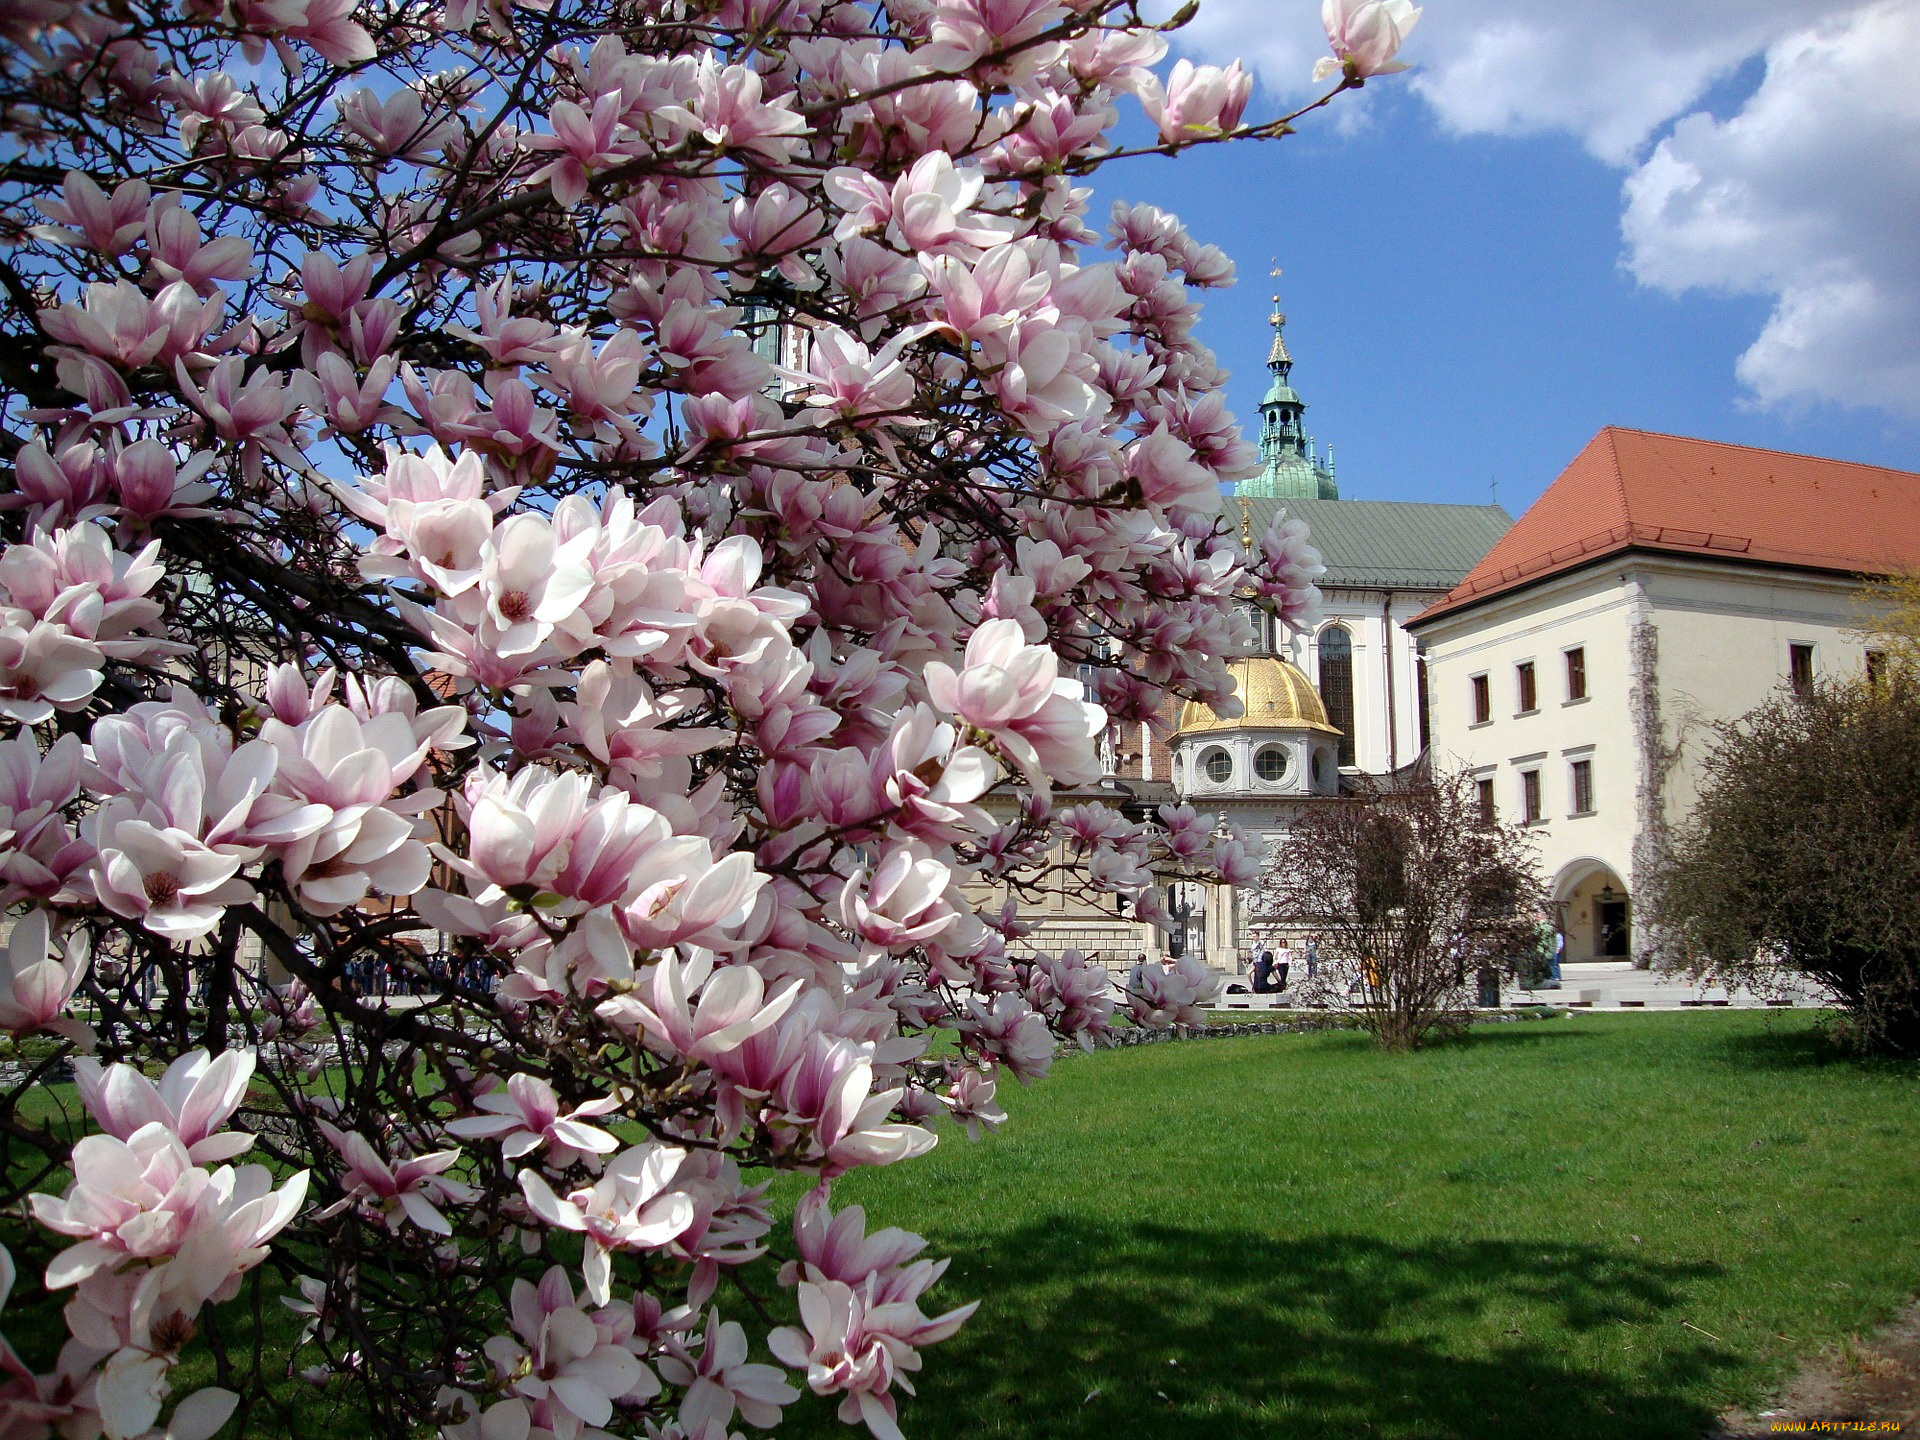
[1237,495,1253,549]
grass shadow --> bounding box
[807,1218,1735,1440]
[1708,1016,1920,1078]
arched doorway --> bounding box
[1552,859,1631,962]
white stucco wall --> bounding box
[1413,554,1883,960]
[1638,559,1878,816]
[1283,587,1444,776]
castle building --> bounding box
[1409,428,1920,966]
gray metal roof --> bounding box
[1237,496,1513,592]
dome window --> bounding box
[1255,745,1290,783]
[1202,748,1233,785]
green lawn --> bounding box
[782,1011,1920,1440]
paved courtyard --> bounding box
[1210,960,1837,1014]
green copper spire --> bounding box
[1238,274,1338,500]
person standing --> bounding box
[1305,934,1319,979]
[1272,938,1291,992]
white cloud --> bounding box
[1402,0,1852,166]
[1621,3,1920,414]
[1175,0,1920,416]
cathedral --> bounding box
[1017,291,1514,972]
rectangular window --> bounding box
[1867,650,1886,688]
[1516,661,1537,714]
[1790,643,1815,699]
[1570,758,1594,815]
[1475,777,1495,825]
[1521,769,1542,824]
[1075,662,1100,704]
[1565,647,1587,701]
[1471,673,1491,725]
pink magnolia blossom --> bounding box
[338,85,454,161]
[884,153,1015,255]
[35,172,151,257]
[40,279,221,370]
[1211,829,1263,888]
[0,523,177,724]
[31,1124,307,1304]
[317,1123,471,1235]
[657,1308,799,1434]
[601,947,799,1065]
[1124,954,1221,1028]
[617,847,769,953]
[871,704,997,840]
[73,1049,257,1164]
[1252,509,1328,630]
[5,437,114,526]
[142,196,254,295]
[342,444,511,595]
[661,56,808,164]
[776,1035,936,1176]
[1139,59,1252,143]
[923,619,1106,788]
[1025,950,1115,1046]
[1314,0,1423,83]
[0,910,91,1048]
[112,440,218,523]
[85,794,255,942]
[780,1190,957,1314]
[518,1142,694,1305]
[170,357,303,480]
[481,1268,652,1435]
[780,1190,928,1294]
[446,1074,623,1167]
[526,94,634,211]
[473,514,597,657]
[838,843,968,952]
[955,994,1052,1083]
[442,765,591,896]
[785,324,934,428]
[445,277,558,366]
[255,700,439,913]
[106,1382,238,1440]
[236,0,375,67]
[919,0,1067,74]
[767,1279,977,1440]
[943,1066,1009,1140]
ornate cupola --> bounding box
[1238,273,1338,501]
[1170,656,1344,801]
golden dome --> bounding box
[1175,656,1340,735]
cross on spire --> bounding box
[1268,260,1288,349]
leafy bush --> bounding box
[1656,679,1920,1053]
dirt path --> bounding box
[1713,1299,1920,1437]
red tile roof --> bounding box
[1413,428,1920,625]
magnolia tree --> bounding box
[0,0,1416,1435]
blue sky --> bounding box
[1104,0,1920,514]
